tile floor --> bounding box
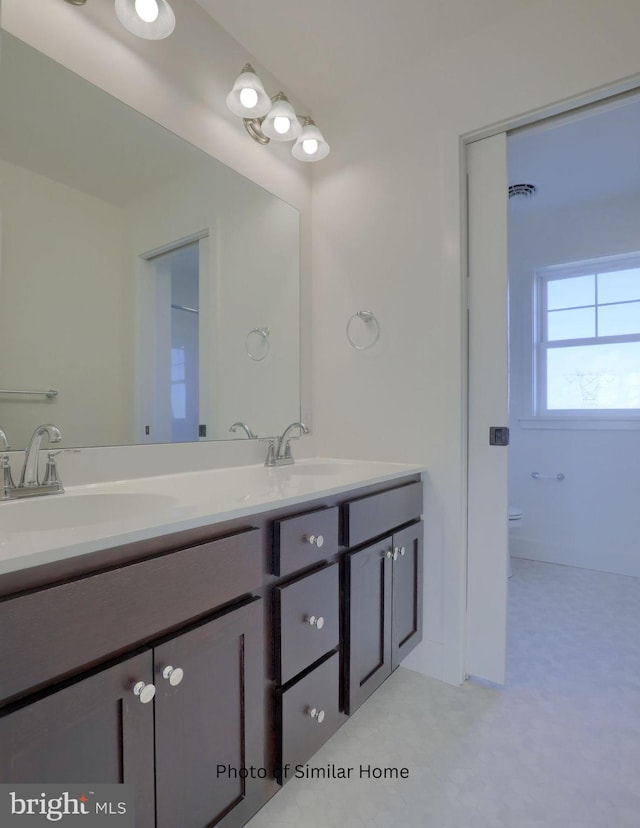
[246,557,640,827]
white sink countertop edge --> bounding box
[0,458,425,575]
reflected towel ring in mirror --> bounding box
[246,327,271,361]
[346,311,380,350]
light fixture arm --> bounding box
[243,117,270,145]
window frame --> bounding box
[533,252,640,419]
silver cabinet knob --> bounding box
[309,707,325,723]
[394,546,406,557]
[308,615,325,629]
[133,681,156,704]
[307,534,324,548]
[386,549,398,560]
[162,665,184,686]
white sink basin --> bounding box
[0,492,179,533]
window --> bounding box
[535,254,640,415]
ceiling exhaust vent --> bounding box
[508,183,537,199]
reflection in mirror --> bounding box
[0,32,300,450]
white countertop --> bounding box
[0,458,424,575]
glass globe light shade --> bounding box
[292,119,330,162]
[261,95,301,142]
[226,65,272,119]
[114,0,175,39]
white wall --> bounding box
[0,158,130,448]
[1,0,315,481]
[509,191,640,576]
[311,0,640,683]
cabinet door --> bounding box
[0,651,155,828]
[154,599,264,828]
[391,521,424,669]
[344,537,393,714]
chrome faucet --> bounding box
[19,424,63,488]
[1,424,64,501]
[229,422,257,439]
[265,421,309,467]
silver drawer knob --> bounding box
[307,534,324,547]
[308,615,325,629]
[386,549,398,560]
[133,681,156,704]
[162,665,184,686]
[394,546,406,557]
[309,707,325,723]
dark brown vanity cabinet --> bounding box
[0,651,156,827]
[0,601,263,828]
[343,483,424,714]
[272,508,342,783]
[0,473,425,825]
[0,529,266,828]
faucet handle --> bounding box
[42,451,64,490]
[260,439,276,467]
[1,454,16,499]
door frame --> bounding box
[461,77,640,682]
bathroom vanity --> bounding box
[0,459,424,828]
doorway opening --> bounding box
[466,89,640,685]
[506,96,640,680]
[151,242,201,443]
[135,233,208,444]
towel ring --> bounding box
[346,311,380,350]
[246,327,270,361]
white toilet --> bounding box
[508,507,523,577]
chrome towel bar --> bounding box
[531,471,565,480]
[0,388,58,399]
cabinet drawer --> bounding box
[277,652,340,783]
[342,481,423,547]
[275,564,339,684]
[273,506,338,577]
[0,528,262,704]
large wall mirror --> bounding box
[0,32,300,449]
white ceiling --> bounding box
[195,0,541,114]
[195,0,640,209]
[509,95,640,209]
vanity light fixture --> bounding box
[227,66,330,162]
[114,0,176,39]
[64,0,176,39]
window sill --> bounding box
[519,416,640,431]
